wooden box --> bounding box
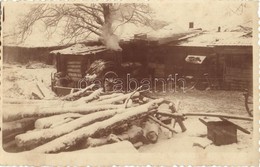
[206,121,237,146]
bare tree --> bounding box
[17,3,155,50]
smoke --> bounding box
[100,6,122,52]
[101,27,122,51]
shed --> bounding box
[50,43,121,85]
[148,29,253,90]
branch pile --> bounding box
[3,86,178,153]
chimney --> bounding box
[189,22,194,29]
[218,26,221,32]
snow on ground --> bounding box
[2,64,254,164]
[3,63,56,99]
[138,90,253,164]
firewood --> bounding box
[124,86,143,108]
[70,88,103,106]
[94,92,140,105]
[112,123,129,135]
[107,125,144,144]
[97,93,124,101]
[148,115,177,134]
[15,109,122,149]
[116,125,144,143]
[32,98,163,153]
[84,137,109,148]
[3,118,36,137]
[142,121,159,144]
[34,113,82,129]
[61,84,95,101]
[4,103,123,122]
[158,111,253,121]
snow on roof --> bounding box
[50,44,107,55]
[177,31,252,47]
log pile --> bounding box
[3,86,180,153]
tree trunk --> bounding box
[61,84,95,101]
[4,103,123,122]
[70,88,103,106]
[15,109,120,149]
[34,113,82,129]
[3,118,36,139]
[32,99,163,153]
[94,92,140,105]
[97,93,124,101]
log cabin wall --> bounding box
[120,40,148,64]
[214,46,253,90]
[145,45,216,78]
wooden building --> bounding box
[121,29,252,90]
[50,44,121,91]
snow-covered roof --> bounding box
[50,44,107,55]
[177,31,252,47]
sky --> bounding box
[3,1,255,47]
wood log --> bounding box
[34,113,82,129]
[4,103,123,122]
[94,92,140,105]
[70,88,103,106]
[32,98,163,153]
[3,118,36,137]
[158,111,253,121]
[15,109,122,149]
[142,121,159,143]
[60,84,95,101]
[148,115,177,134]
[97,93,124,101]
[84,137,109,148]
[117,125,144,143]
[36,81,56,100]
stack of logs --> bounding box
[3,84,182,153]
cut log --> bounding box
[3,118,36,137]
[97,93,124,101]
[84,137,109,148]
[61,84,95,101]
[70,88,103,106]
[116,125,144,143]
[32,98,163,153]
[94,92,140,105]
[34,113,82,129]
[4,103,123,122]
[157,111,253,121]
[148,115,177,134]
[124,86,143,108]
[15,109,122,149]
[142,121,159,144]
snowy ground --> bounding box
[139,91,253,163]
[2,64,254,164]
[3,63,56,99]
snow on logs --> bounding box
[3,87,180,153]
[32,99,163,153]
